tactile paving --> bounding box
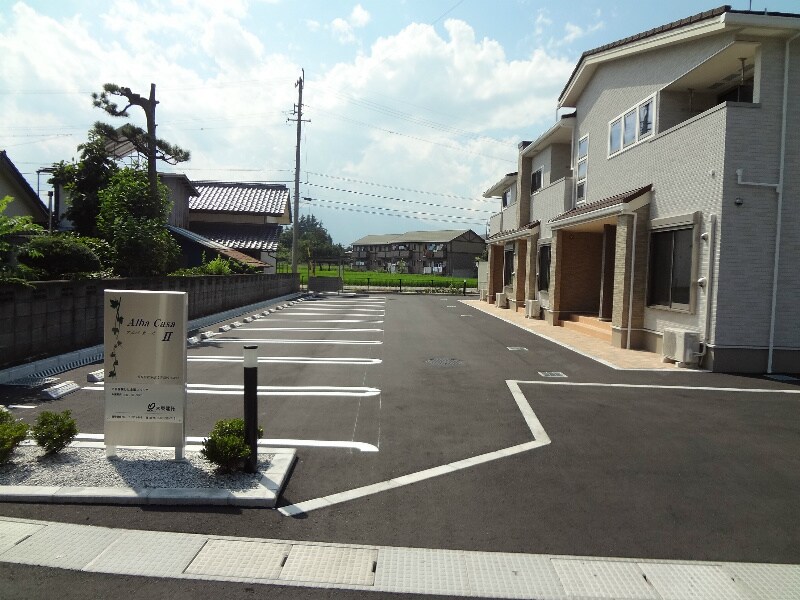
[639,563,751,600]
[0,520,45,555]
[723,562,800,600]
[186,539,290,579]
[1,522,119,570]
[85,530,207,577]
[281,544,377,586]
[374,546,470,596]
[466,552,568,599]
[551,558,659,599]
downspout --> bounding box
[695,214,717,363]
[768,31,800,373]
[626,210,637,350]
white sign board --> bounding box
[104,290,187,451]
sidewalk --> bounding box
[1,516,797,598]
[462,299,689,371]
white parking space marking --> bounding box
[84,384,381,397]
[210,338,382,345]
[188,356,382,365]
[518,381,800,394]
[278,380,549,516]
[264,313,385,317]
[256,319,384,323]
[242,328,383,333]
[285,306,385,311]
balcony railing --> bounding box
[488,204,520,238]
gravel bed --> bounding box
[0,446,275,492]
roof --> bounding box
[0,150,48,223]
[558,5,800,107]
[167,225,267,268]
[483,173,518,198]
[520,114,575,159]
[189,222,281,252]
[190,181,290,215]
[352,229,481,246]
[486,221,539,243]
[159,173,199,197]
[550,185,652,224]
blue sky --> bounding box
[2,0,797,244]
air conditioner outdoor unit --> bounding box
[525,299,541,319]
[495,292,508,309]
[662,328,701,366]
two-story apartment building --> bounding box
[352,230,484,277]
[485,6,800,373]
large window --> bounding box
[576,136,588,201]
[609,96,655,156]
[537,244,551,292]
[648,227,693,309]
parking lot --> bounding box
[2,292,799,570]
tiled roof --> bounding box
[352,230,478,246]
[167,225,267,268]
[190,181,289,215]
[487,221,539,242]
[550,185,652,223]
[0,150,48,223]
[189,223,281,252]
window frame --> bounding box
[646,217,699,313]
[576,135,588,202]
[531,167,543,195]
[608,94,657,157]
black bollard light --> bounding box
[243,345,259,473]
[463,280,467,296]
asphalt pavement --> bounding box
[1,292,798,599]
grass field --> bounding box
[280,265,478,289]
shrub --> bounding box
[200,418,263,473]
[18,235,101,279]
[31,410,78,454]
[0,410,29,464]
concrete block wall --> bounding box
[0,274,298,369]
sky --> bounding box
[2,0,798,245]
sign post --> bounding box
[103,290,188,459]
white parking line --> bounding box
[264,313,385,317]
[188,356,382,365]
[242,327,383,333]
[84,384,381,397]
[518,381,800,394]
[278,380,550,516]
[258,319,384,323]
[285,307,385,312]
[211,339,382,345]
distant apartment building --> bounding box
[351,230,485,278]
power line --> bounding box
[304,182,493,214]
[305,171,494,202]
[301,196,486,224]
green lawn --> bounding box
[280,264,478,289]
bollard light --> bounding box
[243,345,259,473]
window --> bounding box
[504,248,514,286]
[608,96,656,156]
[576,136,588,201]
[531,168,543,194]
[537,244,551,292]
[609,119,622,154]
[648,228,693,309]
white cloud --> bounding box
[349,4,371,28]
[328,4,371,45]
[306,19,321,32]
[561,19,605,44]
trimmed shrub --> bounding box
[0,410,29,464]
[200,418,263,473]
[31,410,78,454]
[19,235,101,279]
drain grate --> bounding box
[5,376,60,388]
[425,357,465,368]
[538,371,567,378]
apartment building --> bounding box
[485,6,800,373]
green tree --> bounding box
[98,167,179,276]
[49,127,118,236]
[278,215,344,274]
[0,196,44,282]
[92,83,190,204]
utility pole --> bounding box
[288,70,309,274]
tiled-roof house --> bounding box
[0,151,48,226]
[186,181,291,273]
[484,6,800,373]
[352,229,484,277]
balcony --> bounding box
[531,177,573,237]
[487,203,520,238]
